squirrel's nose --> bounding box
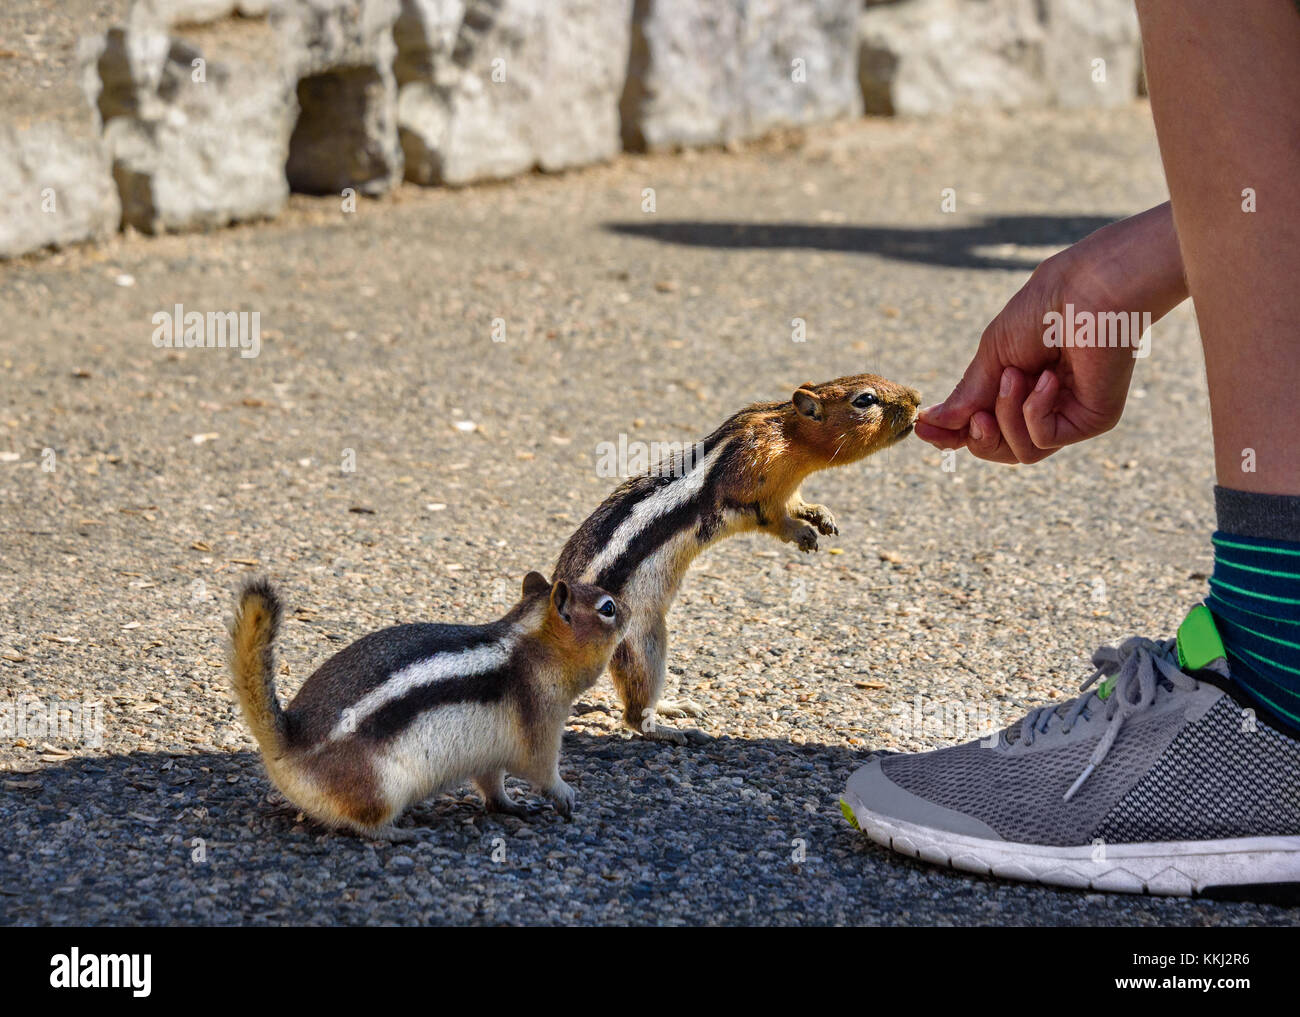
[905,386,921,406]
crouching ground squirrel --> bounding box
[227,572,627,840]
[554,374,920,744]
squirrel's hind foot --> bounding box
[544,780,576,821]
[477,772,547,820]
[631,723,712,746]
[656,698,709,720]
[485,796,541,820]
[355,823,419,843]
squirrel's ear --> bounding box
[793,388,823,422]
[521,571,550,598]
[550,580,572,623]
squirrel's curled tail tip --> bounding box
[229,576,287,755]
[235,576,283,627]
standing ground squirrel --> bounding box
[227,572,628,839]
[553,374,920,744]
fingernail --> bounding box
[1034,371,1051,393]
[999,370,1014,398]
[969,419,983,442]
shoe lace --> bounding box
[1016,636,1198,802]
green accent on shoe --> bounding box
[1097,676,1117,700]
[839,798,860,831]
[1177,604,1227,672]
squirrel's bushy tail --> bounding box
[228,577,288,757]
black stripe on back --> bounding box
[593,440,736,594]
[355,663,515,742]
[556,430,736,579]
[595,491,707,594]
[284,620,510,745]
[559,474,667,564]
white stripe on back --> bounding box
[584,438,731,582]
[329,635,516,740]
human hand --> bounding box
[916,203,1188,464]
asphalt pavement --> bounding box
[1,103,1291,925]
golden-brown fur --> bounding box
[554,374,920,743]
[226,577,286,756]
[226,573,627,839]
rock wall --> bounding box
[858,0,1142,116]
[0,0,126,259]
[0,0,1146,259]
[396,0,633,186]
[90,22,297,232]
[0,120,121,259]
[277,0,405,196]
[620,0,863,151]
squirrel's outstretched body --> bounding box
[553,374,919,744]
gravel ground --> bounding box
[1,103,1294,926]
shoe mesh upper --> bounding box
[881,707,1186,846]
[1094,696,1300,842]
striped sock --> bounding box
[1205,486,1300,733]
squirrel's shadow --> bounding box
[7,735,1298,916]
[1,730,905,876]
[2,732,934,920]
[3,730,874,840]
[0,733,1000,926]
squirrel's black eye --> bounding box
[852,392,879,409]
[596,597,617,619]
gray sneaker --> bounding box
[842,606,1300,897]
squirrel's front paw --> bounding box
[794,522,819,553]
[779,517,820,552]
[546,781,576,821]
[799,503,838,536]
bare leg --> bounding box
[1137,0,1300,495]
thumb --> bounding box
[918,338,1006,431]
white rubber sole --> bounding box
[842,795,1300,897]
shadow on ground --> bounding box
[603,215,1119,270]
[1,728,1294,925]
